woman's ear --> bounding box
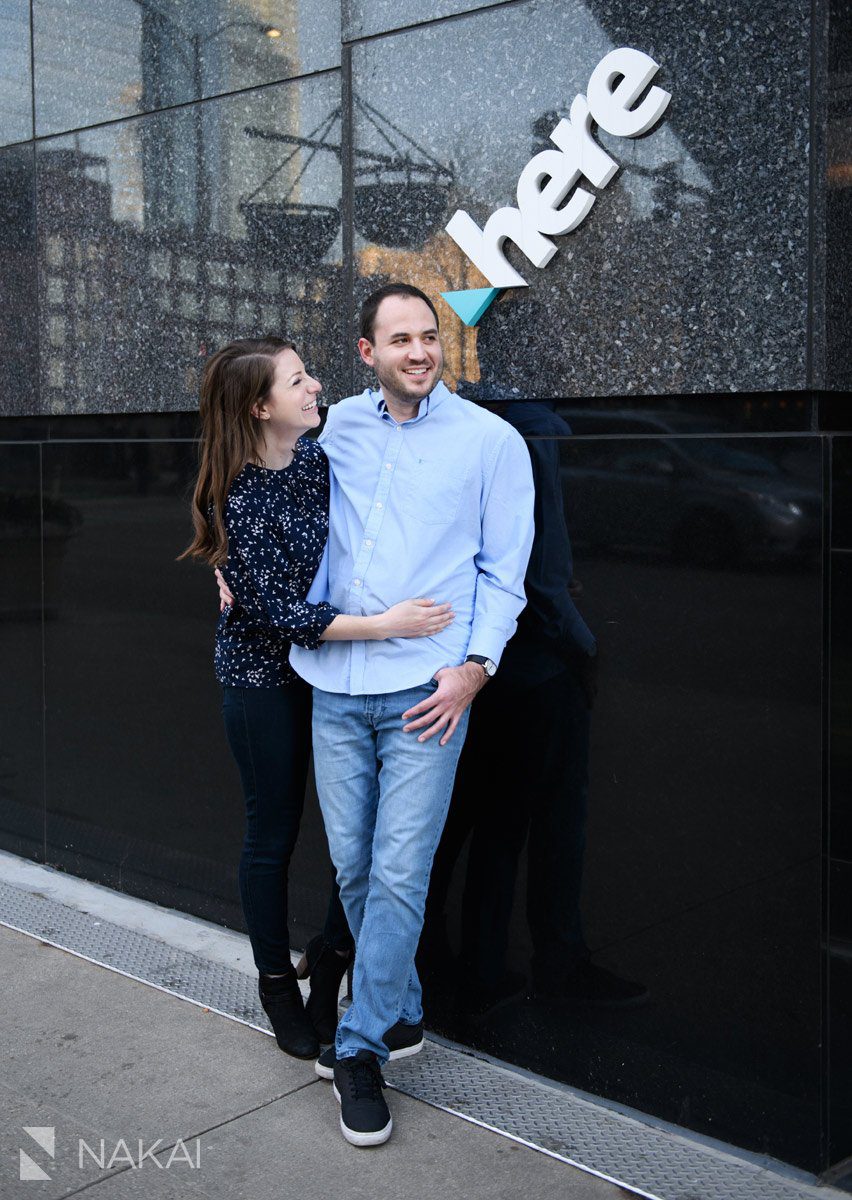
[251,402,268,420]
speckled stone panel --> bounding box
[826,0,852,390]
[0,0,33,146]
[32,0,341,138]
[33,71,345,416]
[351,0,810,399]
[0,144,38,416]
[344,0,514,40]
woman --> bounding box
[180,337,453,1059]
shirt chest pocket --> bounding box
[397,455,472,526]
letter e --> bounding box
[587,47,671,138]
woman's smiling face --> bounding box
[256,348,323,433]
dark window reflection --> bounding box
[562,436,820,570]
[33,0,340,137]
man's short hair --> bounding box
[359,283,440,343]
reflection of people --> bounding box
[180,337,454,1062]
[292,283,535,1147]
[421,297,647,1016]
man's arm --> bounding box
[465,428,536,663]
[402,428,535,745]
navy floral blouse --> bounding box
[214,437,338,687]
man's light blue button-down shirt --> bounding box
[290,381,535,696]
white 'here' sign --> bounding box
[445,47,672,289]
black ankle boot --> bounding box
[296,936,352,1043]
[258,971,319,1059]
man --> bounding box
[291,283,534,1146]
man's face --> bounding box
[358,295,444,408]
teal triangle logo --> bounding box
[439,287,501,327]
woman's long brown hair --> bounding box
[178,337,296,566]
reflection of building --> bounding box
[138,2,302,236]
[38,145,341,413]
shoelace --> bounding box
[346,1059,386,1102]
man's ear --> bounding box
[357,337,375,367]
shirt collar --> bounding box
[369,380,451,424]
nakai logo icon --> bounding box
[440,47,671,326]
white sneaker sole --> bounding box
[388,1037,424,1061]
[316,1037,423,1081]
[332,1084,393,1147]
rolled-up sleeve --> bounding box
[224,514,338,650]
[466,428,535,664]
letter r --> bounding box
[550,95,619,190]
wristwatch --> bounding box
[465,654,497,678]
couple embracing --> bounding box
[181,283,535,1147]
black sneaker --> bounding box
[333,1050,392,1147]
[384,1018,424,1059]
[315,1020,424,1080]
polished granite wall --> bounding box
[0,0,849,1181]
[0,0,843,416]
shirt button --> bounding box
[353,579,362,587]
[375,502,383,509]
[364,539,373,547]
[385,462,392,470]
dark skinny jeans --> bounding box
[222,681,351,975]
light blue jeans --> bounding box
[312,681,470,1064]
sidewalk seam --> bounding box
[55,1078,322,1198]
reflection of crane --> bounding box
[241,97,455,259]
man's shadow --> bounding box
[418,296,648,1029]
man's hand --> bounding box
[401,662,488,747]
[215,567,236,613]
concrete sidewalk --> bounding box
[1,923,627,1200]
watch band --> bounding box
[465,654,497,678]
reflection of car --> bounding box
[560,430,820,569]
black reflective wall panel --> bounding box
[0,444,44,860]
[39,437,242,911]
[418,430,823,1168]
